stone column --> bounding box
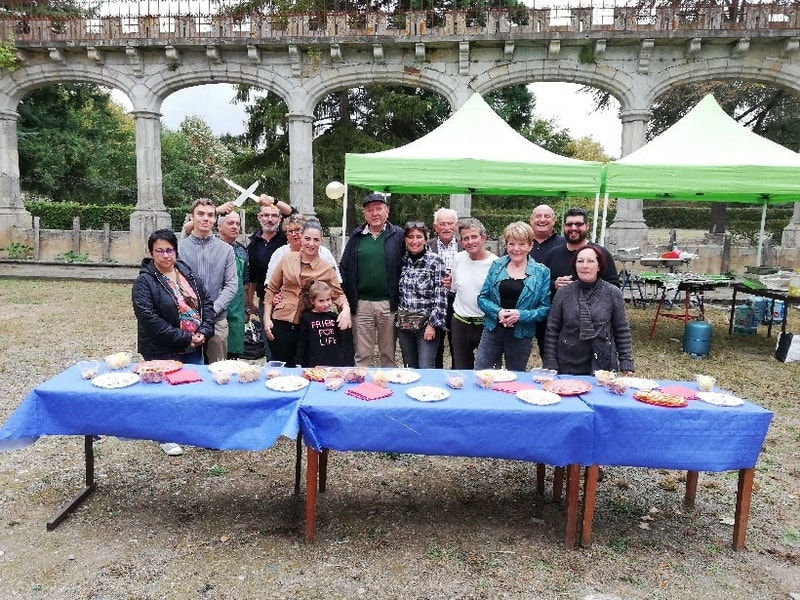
[0,109,32,243]
[450,193,471,217]
[781,202,800,248]
[287,112,314,215]
[605,108,651,251]
[129,110,171,244]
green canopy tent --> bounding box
[341,92,603,246]
[602,94,800,264]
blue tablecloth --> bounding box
[0,365,301,451]
[580,378,773,471]
[298,369,594,465]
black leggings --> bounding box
[269,319,300,366]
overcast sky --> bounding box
[123,82,622,158]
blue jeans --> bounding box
[474,326,534,372]
[397,328,439,369]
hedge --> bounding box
[24,201,795,241]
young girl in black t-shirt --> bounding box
[295,280,348,367]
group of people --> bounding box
[131,192,636,452]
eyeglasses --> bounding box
[259,213,280,219]
[405,221,426,229]
[153,248,175,255]
[564,221,586,228]
[286,229,302,235]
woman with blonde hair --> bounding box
[474,221,551,371]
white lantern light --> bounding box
[325,181,346,199]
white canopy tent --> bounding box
[341,93,603,248]
[601,94,800,263]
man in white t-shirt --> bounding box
[447,218,498,370]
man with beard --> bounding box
[541,207,620,295]
[246,194,295,358]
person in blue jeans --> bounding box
[396,222,448,369]
[474,221,550,372]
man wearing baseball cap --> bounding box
[340,193,405,367]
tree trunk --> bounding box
[709,203,727,234]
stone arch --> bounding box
[469,62,637,110]
[1,66,138,112]
[650,60,800,105]
[147,68,295,112]
[299,67,463,114]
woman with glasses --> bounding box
[264,220,351,364]
[474,221,551,372]
[396,221,448,368]
[132,229,215,365]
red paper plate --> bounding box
[542,379,592,396]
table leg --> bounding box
[47,435,96,531]
[319,448,329,493]
[565,464,580,549]
[553,466,565,501]
[580,465,599,547]
[767,299,775,338]
[649,288,667,338]
[733,468,755,551]
[536,463,545,495]
[305,447,319,542]
[684,470,698,507]
[294,433,303,495]
[728,287,738,334]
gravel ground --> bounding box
[0,279,799,600]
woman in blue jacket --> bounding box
[475,222,550,372]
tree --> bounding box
[17,84,137,204]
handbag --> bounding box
[395,310,428,332]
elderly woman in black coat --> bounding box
[132,229,215,365]
[543,243,634,375]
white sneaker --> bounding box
[159,442,183,456]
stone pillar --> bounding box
[605,108,651,251]
[781,202,800,248]
[129,110,170,244]
[287,112,314,215]
[450,193,471,217]
[0,109,32,244]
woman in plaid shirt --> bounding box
[396,222,448,368]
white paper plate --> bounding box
[265,375,309,392]
[91,372,140,389]
[406,386,450,402]
[385,369,421,384]
[696,392,744,407]
[481,370,517,382]
[208,360,251,375]
[616,377,659,391]
[516,389,562,406]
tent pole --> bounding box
[600,193,609,246]
[592,192,599,242]
[341,181,349,259]
[756,201,767,267]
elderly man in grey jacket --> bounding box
[179,198,238,363]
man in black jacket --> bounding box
[340,193,405,367]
